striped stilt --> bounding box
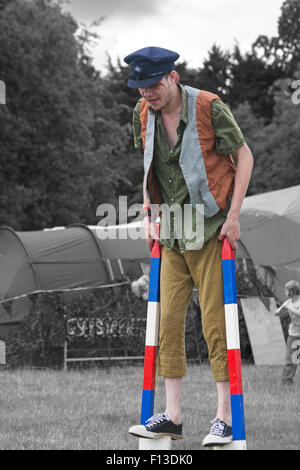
[138,222,171,450]
[219,238,247,450]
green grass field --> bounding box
[0,363,299,450]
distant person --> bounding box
[131,273,149,301]
[275,280,300,384]
[123,46,254,447]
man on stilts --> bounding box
[124,46,253,447]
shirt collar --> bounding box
[178,83,188,125]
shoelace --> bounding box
[146,413,169,428]
[210,418,226,436]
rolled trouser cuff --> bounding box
[158,353,187,377]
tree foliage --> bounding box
[0,0,299,232]
[0,0,117,229]
[253,0,300,75]
[250,75,300,193]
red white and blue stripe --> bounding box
[222,239,247,449]
[140,227,161,425]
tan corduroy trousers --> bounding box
[158,233,229,382]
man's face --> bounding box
[138,76,172,111]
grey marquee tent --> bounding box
[0,222,149,334]
[0,185,299,331]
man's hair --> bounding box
[164,70,180,84]
[285,280,300,297]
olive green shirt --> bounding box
[133,84,245,252]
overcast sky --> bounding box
[62,0,285,73]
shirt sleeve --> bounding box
[132,99,143,151]
[211,99,245,155]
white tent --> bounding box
[239,185,300,302]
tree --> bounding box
[101,57,145,212]
[228,45,281,120]
[0,0,9,10]
[253,0,300,76]
[249,75,300,193]
[278,0,300,72]
[0,0,117,230]
[195,44,231,101]
[228,101,262,196]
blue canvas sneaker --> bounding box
[202,418,233,447]
[129,412,182,440]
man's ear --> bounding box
[169,70,180,85]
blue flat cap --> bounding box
[124,46,180,88]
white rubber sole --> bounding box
[202,433,233,447]
[129,424,182,440]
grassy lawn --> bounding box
[0,363,299,450]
